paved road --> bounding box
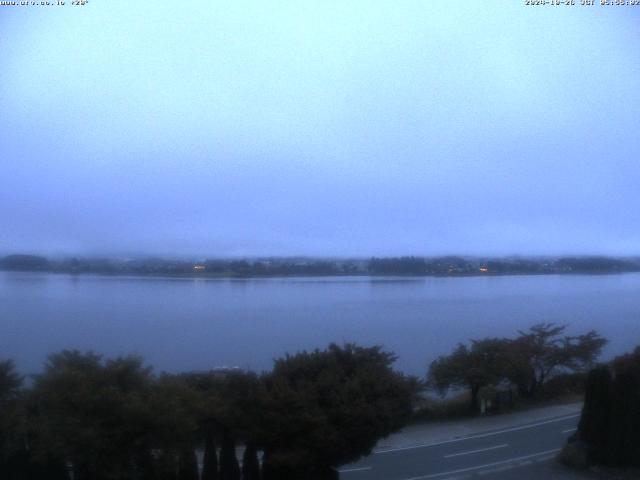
[339,413,580,480]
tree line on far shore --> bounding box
[0,344,420,480]
[2,254,639,277]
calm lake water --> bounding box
[1,271,639,376]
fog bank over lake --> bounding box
[2,271,639,376]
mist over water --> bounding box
[2,271,639,376]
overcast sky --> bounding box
[1,2,639,257]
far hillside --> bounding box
[1,254,639,278]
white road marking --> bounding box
[562,427,577,433]
[535,454,557,462]
[375,414,579,454]
[477,464,514,476]
[444,443,508,458]
[338,466,372,473]
[399,448,561,480]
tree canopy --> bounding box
[31,351,159,480]
[0,360,22,406]
[428,323,606,412]
[577,346,640,467]
[1,343,419,480]
[260,343,421,478]
[429,338,510,411]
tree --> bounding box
[0,359,27,480]
[177,447,198,480]
[1,358,70,480]
[147,374,203,479]
[577,366,612,464]
[429,324,607,409]
[606,347,640,466]
[201,428,219,480]
[242,444,260,480]
[181,369,263,480]
[31,351,158,480]
[0,254,49,271]
[575,347,640,467]
[3,343,427,479]
[0,360,22,405]
[219,434,240,480]
[508,324,606,398]
[428,339,510,412]
[260,343,420,479]
[368,257,427,275]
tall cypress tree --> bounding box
[177,447,198,480]
[608,351,640,466]
[154,451,178,480]
[202,428,219,480]
[4,450,69,480]
[241,444,260,480]
[219,435,240,480]
[576,348,640,467]
[260,452,274,480]
[578,365,612,464]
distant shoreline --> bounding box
[2,253,640,281]
[2,266,640,282]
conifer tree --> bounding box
[578,365,611,463]
[202,428,219,480]
[219,435,240,480]
[241,444,260,480]
[177,447,198,480]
